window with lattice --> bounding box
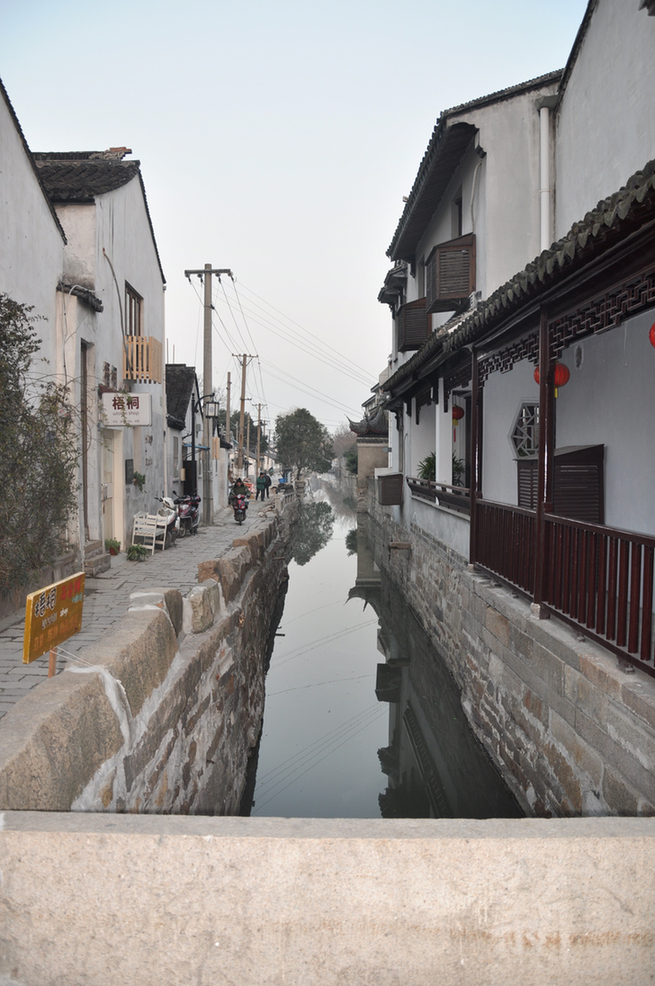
[511,402,539,458]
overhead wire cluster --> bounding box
[185,273,370,424]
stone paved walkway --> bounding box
[0,498,277,721]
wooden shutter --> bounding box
[553,445,604,524]
[378,473,404,505]
[517,459,538,510]
[397,298,429,352]
[516,446,604,523]
[426,234,476,312]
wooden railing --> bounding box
[543,515,655,672]
[123,335,162,384]
[473,499,536,596]
[407,477,470,516]
[471,500,655,676]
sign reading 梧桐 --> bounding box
[101,391,152,427]
[23,572,85,665]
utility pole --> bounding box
[253,402,264,473]
[184,264,232,525]
[246,415,251,477]
[233,354,256,472]
[226,371,231,480]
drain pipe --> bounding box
[536,95,558,252]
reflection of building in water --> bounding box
[351,521,522,820]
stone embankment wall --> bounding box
[366,487,655,817]
[0,498,298,814]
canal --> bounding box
[245,484,522,819]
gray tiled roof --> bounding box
[33,150,166,285]
[387,70,563,261]
[384,159,655,394]
[34,154,140,202]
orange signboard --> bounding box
[23,572,85,665]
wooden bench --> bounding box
[131,513,167,553]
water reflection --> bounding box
[247,488,521,819]
[290,500,334,566]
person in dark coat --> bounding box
[264,472,272,498]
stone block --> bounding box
[527,613,583,672]
[575,675,609,729]
[531,641,565,696]
[606,704,655,773]
[0,672,123,810]
[575,708,655,806]
[76,609,178,718]
[201,579,221,618]
[233,528,265,564]
[129,587,184,637]
[579,650,622,699]
[602,765,640,816]
[486,606,510,647]
[621,677,655,732]
[186,584,215,634]
[550,710,603,788]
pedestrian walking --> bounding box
[264,472,272,498]
[256,472,266,501]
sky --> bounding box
[1,0,589,433]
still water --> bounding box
[247,486,522,819]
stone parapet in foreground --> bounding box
[0,813,654,985]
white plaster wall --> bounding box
[0,91,64,370]
[412,78,558,313]
[409,401,435,476]
[555,0,655,236]
[407,495,470,558]
[53,176,166,546]
[482,357,537,505]
[56,203,96,291]
[556,310,655,537]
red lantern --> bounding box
[452,405,464,424]
[533,362,570,394]
[649,322,655,348]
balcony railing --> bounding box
[123,335,162,384]
[543,514,655,671]
[407,477,470,516]
[473,499,536,596]
[472,499,655,676]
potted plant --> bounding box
[133,471,146,492]
[104,537,121,556]
[127,543,148,562]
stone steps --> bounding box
[84,540,111,578]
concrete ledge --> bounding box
[1,814,654,985]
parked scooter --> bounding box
[155,495,180,548]
[174,492,201,538]
[233,492,248,525]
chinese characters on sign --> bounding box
[101,391,152,427]
[23,572,85,665]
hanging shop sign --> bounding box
[101,392,152,427]
[23,572,85,666]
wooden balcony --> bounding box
[123,335,162,384]
[407,477,470,516]
[472,499,655,677]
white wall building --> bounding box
[33,149,167,560]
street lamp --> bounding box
[190,393,220,524]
